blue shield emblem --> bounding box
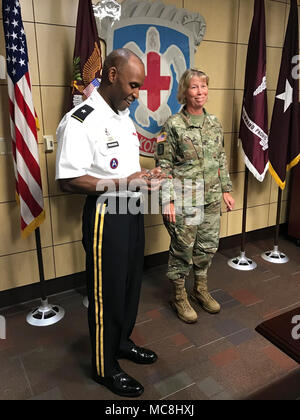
[107,19,194,157]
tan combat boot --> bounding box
[170,278,197,323]
[190,275,221,314]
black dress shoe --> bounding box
[92,370,144,398]
[118,346,158,364]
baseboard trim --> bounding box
[0,272,86,310]
[0,224,289,309]
[218,223,288,251]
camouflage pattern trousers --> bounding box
[164,201,221,280]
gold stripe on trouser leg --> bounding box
[93,203,106,377]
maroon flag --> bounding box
[2,0,45,238]
[268,0,300,189]
[239,0,268,182]
[71,0,102,108]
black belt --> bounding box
[86,194,143,215]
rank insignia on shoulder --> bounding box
[71,104,95,123]
[157,132,167,143]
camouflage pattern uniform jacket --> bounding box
[155,107,232,209]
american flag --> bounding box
[2,0,45,238]
[83,78,101,98]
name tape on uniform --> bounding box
[107,141,119,149]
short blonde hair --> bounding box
[177,69,209,104]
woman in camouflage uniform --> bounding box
[155,69,235,323]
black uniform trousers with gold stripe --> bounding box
[82,195,145,378]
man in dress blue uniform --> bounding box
[56,48,165,398]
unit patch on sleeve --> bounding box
[110,158,119,169]
[157,143,165,156]
[71,104,95,123]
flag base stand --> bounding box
[261,245,289,264]
[26,228,65,327]
[227,169,257,272]
[26,298,65,327]
[83,296,89,308]
[261,189,289,264]
[227,251,257,271]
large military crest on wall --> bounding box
[95,0,206,157]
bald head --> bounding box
[98,48,145,113]
[101,48,144,84]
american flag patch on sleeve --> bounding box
[157,132,167,143]
[83,78,101,98]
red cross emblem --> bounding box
[140,52,171,112]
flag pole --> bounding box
[34,228,46,301]
[71,0,103,310]
[241,168,249,253]
[275,188,282,247]
[26,228,65,326]
[1,1,65,327]
[261,187,289,264]
[267,0,299,262]
[228,167,257,271]
[227,0,267,271]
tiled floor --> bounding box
[0,236,300,400]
